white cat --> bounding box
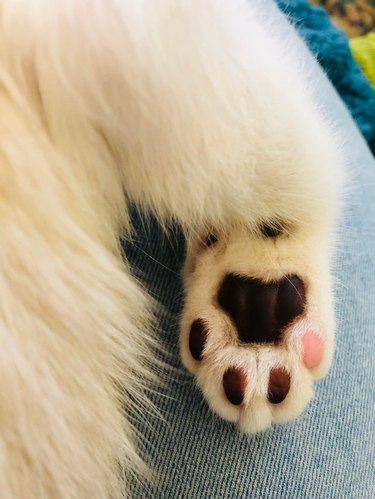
[0,0,344,497]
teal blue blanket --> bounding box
[276,0,375,153]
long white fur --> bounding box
[0,0,344,497]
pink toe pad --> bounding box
[302,332,324,369]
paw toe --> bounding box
[223,367,246,405]
[302,332,324,369]
[189,319,208,361]
[267,367,291,404]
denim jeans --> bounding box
[125,4,375,497]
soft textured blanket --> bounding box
[276,0,375,153]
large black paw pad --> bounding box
[217,274,305,344]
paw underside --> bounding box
[180,227,333,434]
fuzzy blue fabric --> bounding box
[275,0,375,153]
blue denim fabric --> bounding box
[125,4,375,498]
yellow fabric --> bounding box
[350,32,375,85]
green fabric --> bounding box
[350,33,375,85]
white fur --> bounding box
[0,0,344,497]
